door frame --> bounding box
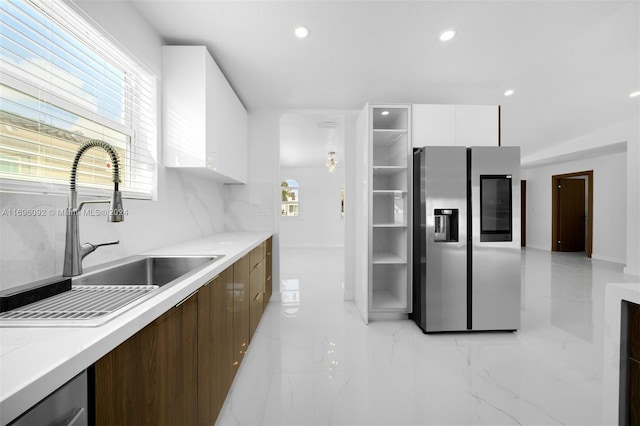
[551,170,593,257]
[521,179,526,247]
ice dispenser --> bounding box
[434,209,458,242]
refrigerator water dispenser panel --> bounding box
[434,209,458,242]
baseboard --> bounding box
[523,244,549,251]
[368,312,409,321]
[591,254,625,265]
[266,293,281,302]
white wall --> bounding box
[522,116,639,274]
[279,167,344,248]
[0,1,228,291]
[523,151,627,264]
[224,109,282,298]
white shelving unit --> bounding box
[366,105,412,317]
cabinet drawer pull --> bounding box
[253,292,262,301]
[176,290,198,308]
[65,407,85,426]
[203,274,219,287]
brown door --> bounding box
[557,178,586,252]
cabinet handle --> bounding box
[203,274,219,287]
[253,292,262,301]
[63,407,85,426]
[176,290,198,308]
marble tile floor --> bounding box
[217,248,639,425]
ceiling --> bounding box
[127,0,639,163]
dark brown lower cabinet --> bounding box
[627,301,640,425]
[249,259,265,341]
[629,358,639,425]
[264,237,273,308]
[94,291,198,425]
[233,255,250,375]
[198,267,234,425]
[93,238,272,425]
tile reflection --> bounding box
[281,278,300,317]
[217,247,639,426]
[550,252,594,342]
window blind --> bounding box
[0,0,157,198]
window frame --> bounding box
[0,0,157,200]
[281,178,300,217]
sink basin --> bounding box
[73,255,223,287]
[0,255,223,327]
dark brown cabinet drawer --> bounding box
[249,260,265,340]
[264,237,273,307]
[250,242,265,268]
[233,255,250,374]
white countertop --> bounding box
[0,231,271,425]
[602,282,640,425]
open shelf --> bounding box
[372,107,408,130]
[372,191,407,226]
[372,129,408,147]
[372,137,408,167]
[372,252,406,264]
[373,166,406,175]
[364,104,411,317]
[372,227,407,259]
[371,264,408,311]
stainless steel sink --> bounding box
[0,255,223,327]
[74,256,222,287]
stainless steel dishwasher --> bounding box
[9,370,87,426]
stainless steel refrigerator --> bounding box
[411,146,521,332]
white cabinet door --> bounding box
[412,104,455,147]
[455,105,499,147]
[412,104,499,148]
[215,78,247,183]
[162,46,248,183]
[163,46,207,168]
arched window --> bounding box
[281,178,299,217]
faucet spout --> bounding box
[63,140,124,277]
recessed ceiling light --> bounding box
[504,89,515,97]
[294,26,310,39]
[439,29,457,42]
[630,91,640,98]
[381,111,390,116]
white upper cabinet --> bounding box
[412,104,456,147]
[162,46,247,184]
[412,104,499,148]
[455,105,499,147]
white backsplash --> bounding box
[0,168,225,291]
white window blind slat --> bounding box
[0,0,157,199]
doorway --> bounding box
[551,171,593,257]
[278,112,346,248]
